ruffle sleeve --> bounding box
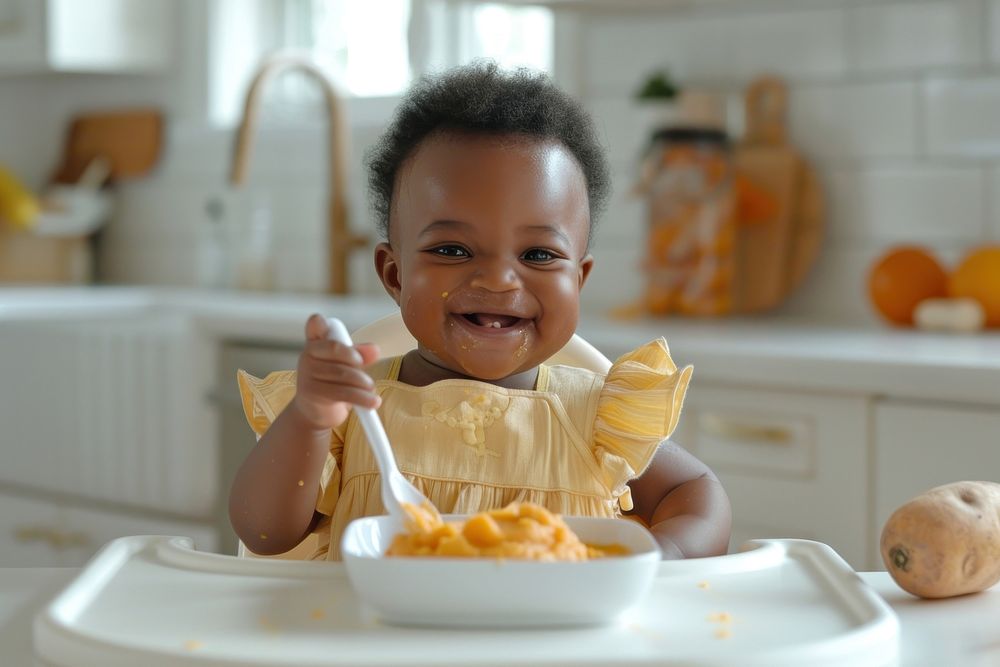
[237,369,298,436]
[236,369,345,516]
[592,338,693,511]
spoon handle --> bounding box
[324,317,411,518]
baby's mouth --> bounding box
[460,313,524,329]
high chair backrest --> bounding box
[237,310,611,559]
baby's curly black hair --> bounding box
[365,61,611,245]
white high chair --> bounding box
[238,310,612,559]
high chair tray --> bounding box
[33,535,898,667]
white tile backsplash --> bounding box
[576,0,1000,323]
[989,167,1000,240]
[584,14,734,94]
[588,97,676,167]
[789,82,919,160]
[597,171,647,250]
[774,244,881,325]
[94,116,378,294]
[57,0,1000,324]
[989,0,1000,64]
[826,164,987,244]
[729,9,848,81]
[584,7,847,96]
[579,244,646,316]
[849,1,983,73]
[924,76,1000,158]
[98,238,199,287]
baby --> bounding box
[230,62,731,560]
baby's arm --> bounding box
[228,314,380,555]
[626,441,732,559]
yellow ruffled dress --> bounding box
[237,338,692,560]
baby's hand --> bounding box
[291,314,381,431]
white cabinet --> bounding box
[674,382,871,569]
[0,0,173,74]
[63,502,217,565]
[213,342,301,555]
[0,489,216,567]
[0,316,217,519]
[0,493,68,567]
[872,401,1000,569]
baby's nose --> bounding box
[468,257,521,292]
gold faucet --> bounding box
[229,53,368,294]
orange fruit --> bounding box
[868,246,948,326]
[949,245,1000,327]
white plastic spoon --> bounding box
[325,317,434,519]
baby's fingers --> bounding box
[304,313,330,342]
[322,386,382,410]
[303,338,364,365]
[307,360,375,390]
[353,342,380,365]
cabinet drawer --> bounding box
[675,383,871,569]
[0,489,218,567]
[0,317,217,519]
[873,401,1000,569]
[0,493,67,567]
[64,504,218,566]
[692,408,815,478]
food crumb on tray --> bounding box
[706,610,734,639]
[625,621,665,642]
[183,640,203,651]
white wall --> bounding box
[4,0,1000,322]
[0,0,388,298]
[578,0,1000,323]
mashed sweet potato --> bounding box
[386,501,627,561]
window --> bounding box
[210,0,554,126]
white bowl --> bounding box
[341,513,662,628]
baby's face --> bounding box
[377,132,594,381]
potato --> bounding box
[880,481,1000,599]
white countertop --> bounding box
[2,567,997,666]
[3,285,999,404]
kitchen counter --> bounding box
[1,566,997,666]
[2,285,999,404]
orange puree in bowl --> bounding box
[386,502,627,561]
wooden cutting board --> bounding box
[50,109,164,185]
[733,77,823,313]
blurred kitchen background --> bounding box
[1,0,998,572]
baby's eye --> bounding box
[429,245,470,258]
[522,248,556,263]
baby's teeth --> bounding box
[491,321,501,328]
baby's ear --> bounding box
[374,242,402,303]
[578,254,595,289]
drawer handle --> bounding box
[699,414,792,445]
[13,524,52,544]
[14,525,91,550]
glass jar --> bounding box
[642,127,737,316]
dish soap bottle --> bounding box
[197,197,231,289]
[235,196,275,291]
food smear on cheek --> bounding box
[386,501,628,561]
[514,328,529,359]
